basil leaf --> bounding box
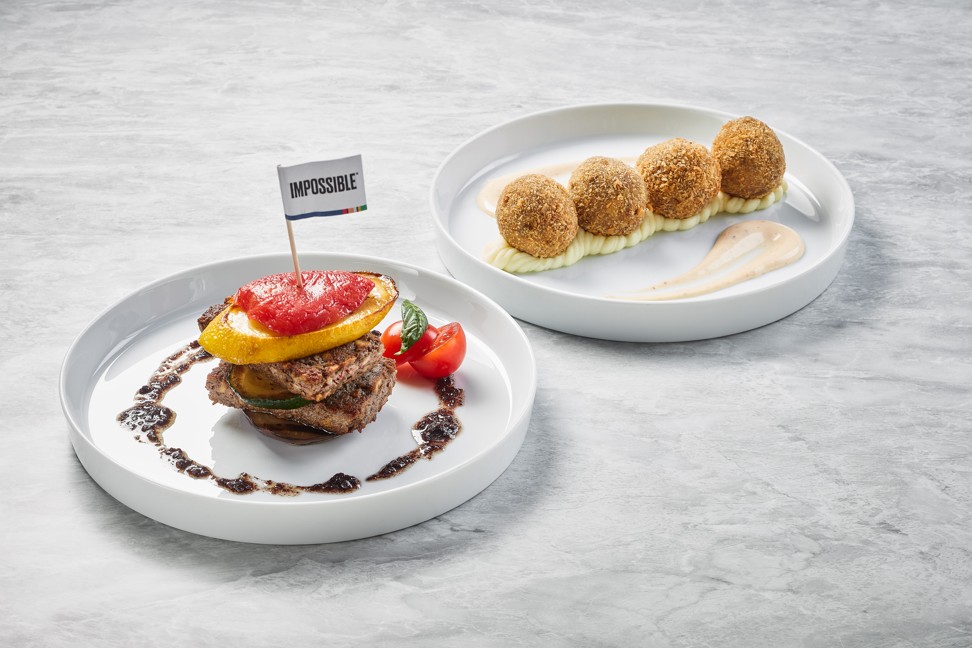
[397,299,429,355]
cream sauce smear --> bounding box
[620,220,805,301]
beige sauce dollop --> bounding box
[620,220,804,301]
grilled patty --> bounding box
[197,300,230,332]
[247,331,384,402]
[198,302,385,402]
[205,357,396,435]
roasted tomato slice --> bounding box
[234,270,375,336]
[199,273,398,364]
[381,321,439,365]
[409,323,466,379]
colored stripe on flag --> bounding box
[285,204,368,221]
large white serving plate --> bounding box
[60,254,536,544]
[431,103,854,341]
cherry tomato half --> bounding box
[381,320,439,365]
[409,322,466,379]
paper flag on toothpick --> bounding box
[277,155,367,220]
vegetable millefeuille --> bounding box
[197,270,399,445]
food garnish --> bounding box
[381,301,467,379]
[397,300,430,355]
[381,320,439,365]
[408,322,466,379]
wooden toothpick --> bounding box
[285,219,304,290]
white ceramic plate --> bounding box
[60,254,536,544]
[431,103,854,341]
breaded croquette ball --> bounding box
[496,174,578,258]
[568,157,648,236]
[636,138,721,220]
[711,116,786,199]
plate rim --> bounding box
[429,101,855,340]
[59,252,537,538]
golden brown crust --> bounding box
[496,174,578,258]
[636,138,721,219]
[568,156,648,236]
[711,116,785,199]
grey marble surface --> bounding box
[2,0,971,646]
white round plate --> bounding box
[60,254,536,544]
[431,102,854,341]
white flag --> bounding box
[277,155,367,220]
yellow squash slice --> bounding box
[199,272,398,364]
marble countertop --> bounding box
[2,1,970,646]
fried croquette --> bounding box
[711,116,786,199]
[496,174,578,258]
[568,157,648,236]
[636,138,721,220]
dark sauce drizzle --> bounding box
[116,342,359,496]
[116,342,465,496]
[366,375,465,481]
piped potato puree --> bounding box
[483,182,786,274]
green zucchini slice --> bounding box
[228,365,311,410]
